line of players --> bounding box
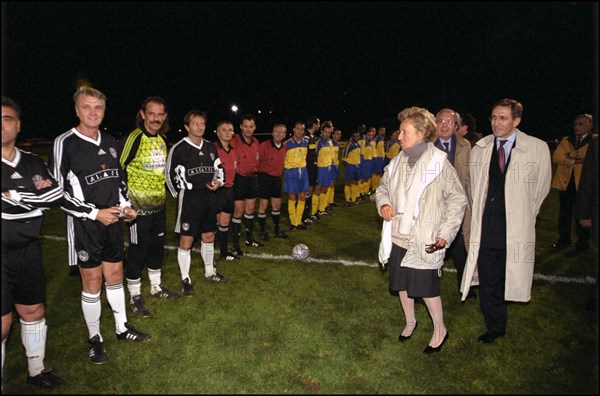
[2,89,404,384]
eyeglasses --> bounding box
[489,115,511,122]
[436,119,455,125]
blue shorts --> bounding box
[284,168,309,194]
[317,166,333,187]
[372,157,384,174]
[345,164,360,182]
[359,159,372,179]
[331,165,339,184]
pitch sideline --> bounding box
[41,235,596,285]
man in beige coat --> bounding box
[460,98,551,344]
[434,108,475,301]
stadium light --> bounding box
[231,105,238,113]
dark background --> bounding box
[2,1,598,144]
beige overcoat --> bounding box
[453,135,472,245]
[460,129,551,302]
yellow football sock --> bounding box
[288,199,297,226]
[319,193,328,212]
[296,200,305,225]
[311,194,319,216]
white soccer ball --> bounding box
[292,243,310,261]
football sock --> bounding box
[148,268,161,290]
[81,290,102,340]
[231,217,242,247]
[217,225,229,256]
[271,210,280,232]
[258,212,267,233]
[2,339,5,382]
[126,277,142,299]
[243,213,255,241]
[311,194,319,216]
[351,184,359,202]
[303,194,312,220]
[105,282,128,334]
[20,318,46,377]
[288,199,297,226]
[177,248,191,281]
[201,241,216,277]
[295,200,306,225]
[319,193,328,212]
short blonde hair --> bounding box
[397,106,438,142]
[73,86,107,104]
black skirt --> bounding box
[388,243,441,298]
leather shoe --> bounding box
[551,240,570,250]
[398,322,418,342]
[423,331,449,354]
[477,331,505,344]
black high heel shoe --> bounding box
[423,331,449,354]
[398,322,418,342]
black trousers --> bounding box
[125,210,166,280]
[558,177,590,246]
[477,245,507,334]
[446,228,468,291]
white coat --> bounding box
[460,129,552,302]
[376,143,467,270]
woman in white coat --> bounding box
[376,107,467,354]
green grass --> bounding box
[2,180,598,394]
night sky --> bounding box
[2,1,598,143]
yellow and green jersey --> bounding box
[120,128,167,212]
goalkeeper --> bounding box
[120,97,180,318]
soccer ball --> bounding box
[292,243,310,261]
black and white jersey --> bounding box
[2,148,64,221]
[49,128,129,219]
[165,137,224,197]
[2,148,63,246]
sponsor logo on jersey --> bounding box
[85,169,119,184]
[98,148,106,155]
[188,166,214,176]
[31,174,44,186]
[110,147,117,158]
[10,172,23,179]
